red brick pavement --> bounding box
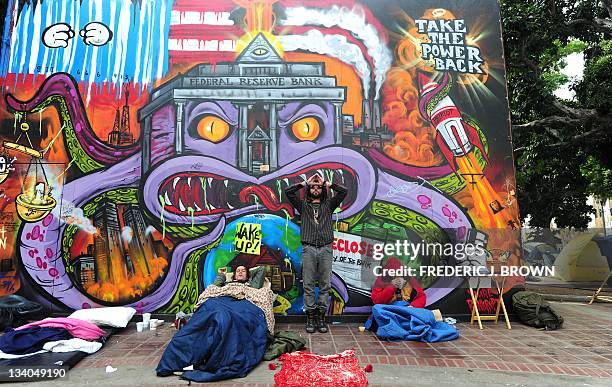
[73,302,612,385]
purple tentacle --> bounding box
[5,73,140,165]
[418,72,450,120]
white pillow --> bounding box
[69,307,136,328]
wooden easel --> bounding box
[468,276,511,330]
[589,270,612,304]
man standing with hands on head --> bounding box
[285,173,347,333]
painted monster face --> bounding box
[142,99,376,225]
[138,34,376,227]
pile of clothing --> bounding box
[0,317,106,359]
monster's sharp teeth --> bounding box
[193,202,202,212]
[207,177,213,188]
[187,177,192,188]
[178,198,186,212]
[300,174,307,182]
[173,177,180,190]
[164,192,172,206]
[318,169,325,178]
[224,179,228,187]
[209,203,216,210]
[283,178,289,187]
[227,202,234,210]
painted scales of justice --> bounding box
[3,117,56,223]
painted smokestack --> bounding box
[362,99,372,130]
[372,99,382,132]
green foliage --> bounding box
[580,155,612,199]
[575,40,612,112]
[516,148,594,228]
[501,0,612,227]
[541,39,588,93]
[560,39,589,56]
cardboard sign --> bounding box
[234,222,261,255]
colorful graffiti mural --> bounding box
[0,0,522,315]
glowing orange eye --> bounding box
[291,117,320,141]
[196,115,230,143]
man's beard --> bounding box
[308,190,322,199]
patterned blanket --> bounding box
[195,282,276,333]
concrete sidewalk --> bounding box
[24,301,612,386]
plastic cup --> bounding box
[143,313,151,328]
[358,326,366,332]
[136,322,144,332]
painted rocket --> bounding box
[417,71,489,172]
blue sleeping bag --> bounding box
[365,302,459,342]
[156,296,268,382]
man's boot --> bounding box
[305,310,316,333]
[317,309,329,333]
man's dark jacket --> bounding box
[285,182,347,247]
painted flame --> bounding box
[381,68,443,167]
[85,256,168,303]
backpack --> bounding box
[512,291,563,330]
[0,295,44,330]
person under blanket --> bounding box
[156,267,276,382]
[196,267,275,333]
[371,258,426,308]
[366,258,458,342]
[365,303,459,342]
[156,296,268,382]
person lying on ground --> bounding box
[156,265,275,382]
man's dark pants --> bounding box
[301,243,333,313]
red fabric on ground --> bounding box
[274,349,367,386]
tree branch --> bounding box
[548,0,557,19]
[512,116,583,129]
[513,126,607,154]
[566,17,612,34]
[547,127,606,147]
[602,0,612,19]
[551,100,597,118]
[520,41,541,76]
[595,16,612,32]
